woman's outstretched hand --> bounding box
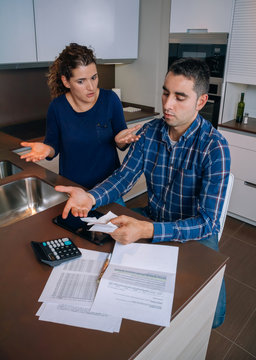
[19,142,54,162]
[115,124,141,149]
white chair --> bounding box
[218,173,234,242]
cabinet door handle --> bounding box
[244,181,256,189]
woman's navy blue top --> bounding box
[44,89,127,189]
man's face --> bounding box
[162,72,208,134]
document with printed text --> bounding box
[90,242,179,327]
[37,248,122,333]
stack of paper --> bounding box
[37,248,122,333]
[36,214,179,332]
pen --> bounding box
[97,253,112,283]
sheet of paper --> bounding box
[39,248,108,307]
[81,211,118,233]
[81,211,117,225]
[37,248,122,333]
[90,242,179,327]
[89,223,117,233]
[37,303,121,333]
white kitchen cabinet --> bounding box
[34,0,139,62]
[37,155,59,174]
[226,0,256,85]
[118,118,153,201]
[170,0,234,33]
[219,128,256,225]
[0,0,37,64]
[0,0,139,65]
[219,0,256,125]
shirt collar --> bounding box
[161,114,202,145]
[181,114,201,141]
[160,118,172,147]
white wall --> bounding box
[115,0,171,114]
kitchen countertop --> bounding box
[218,117,256,135]
[122,102,159,124]
[0,132,228,360]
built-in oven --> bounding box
[168,33,228,128]
[199,77,222,129]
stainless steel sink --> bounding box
[0,160,22,179]
[0,177,68,227]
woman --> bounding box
[20,43,140,203]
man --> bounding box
[56,58,231,328]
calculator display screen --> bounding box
[53,211,112,246]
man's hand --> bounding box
[115,124,141,149]
[55,185,95,219]
[110,215,154,244]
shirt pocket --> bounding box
[96,121,113,145]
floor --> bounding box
[126,193,256,360]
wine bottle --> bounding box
[236,92,245,123]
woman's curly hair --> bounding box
[47,43,96,99]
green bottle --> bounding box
[236,92,245,123]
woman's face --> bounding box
[61,63,99,105]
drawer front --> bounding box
[219,129,256,152]
[229,145,256,183]
[38,155,59,174]
[229,178,256,222]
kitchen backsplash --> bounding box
[0,64,115,128]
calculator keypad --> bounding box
[31,238,81,266]
[42,238,81,262]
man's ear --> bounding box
[61,75,70,89]
[196,94,208,111]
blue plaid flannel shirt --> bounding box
[89,115,231,243]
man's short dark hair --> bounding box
[168,58,210,98]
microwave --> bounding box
[168,33,228,79]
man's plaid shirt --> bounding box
[90,115,231,243]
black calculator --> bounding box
[31,238,82,267]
